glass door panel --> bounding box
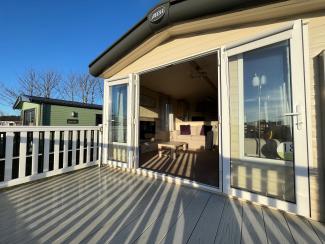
[108,83,129,163]
[229,41,295,202]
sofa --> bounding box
[170,121,218,150]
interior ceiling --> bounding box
[140,53,218,101]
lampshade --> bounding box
[261,75,267,85]
[252,73,260,87]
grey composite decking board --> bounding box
[0,168,119,221]
[0,168,126,243]
[62,180,185,244]
[132,189,199,244]
[0,166,324,244]
[241,202,268,244]
[36,171,159,243]
[187,194,226,244]
[106,186,198,244]
[0,167,102,217]
[10,169,141,244]
[309,220,325,243]
[213,198,243,244]
[0,167,107,235]
[0,166,97,206]
[52,177,166,243]
[157,190,211,244]
[284,213,322,244]
[262,207,295,244]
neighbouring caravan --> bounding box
[89,0,325,221]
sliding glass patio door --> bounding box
[105,75,138,167]
[221,20,310,217]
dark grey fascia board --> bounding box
[13,94,103,110]
[89,0,285,77]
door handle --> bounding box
[284,112,300,117]
[283,105,303,130]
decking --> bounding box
[0,166,324,244]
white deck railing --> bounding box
[0,126,102,189]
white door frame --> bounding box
[103,74,137,168]
[220,20,310,217]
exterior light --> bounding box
[261,74,267,85]
[252,73,260,87]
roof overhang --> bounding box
[89,0,286,78]
[13,95,103,110]
[13,95,29,109]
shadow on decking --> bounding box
[0,166,324,244]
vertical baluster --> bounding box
[43,131,50,172]
[79,130,84,164]
[32,131,39,175]
[93,129,98,163]
[86,130,91,164]
[53,131,60,170]
[72,130,77,166]
[4,132,14,181]
[63,131,69,168]
[98,128,102,166]
[18,131,27,178]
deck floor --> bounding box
[0,166,324,244]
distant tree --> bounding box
[0,69,62,106]
[39,70,61,98]
[59,73,79,101]
[0,84,19,107]
[18,69,40,96]
[75,73,102,104]
[0,69,102,110]
[0,69,40,106]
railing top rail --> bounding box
[0,125,102,132]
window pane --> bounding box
[109,84,128,143]
[108,84,129,163]
[243,41,294,160]
[229,41,295,202]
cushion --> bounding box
[180,125,191,135]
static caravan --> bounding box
[89,0,325,221]
[13,95,103,126]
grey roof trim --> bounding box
[13,95,102,110]
[89,0,285,77]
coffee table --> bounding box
[158,141,188,160]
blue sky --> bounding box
[0,0,160,114]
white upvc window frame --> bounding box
[103,74,139,169]
[221,20,310,217]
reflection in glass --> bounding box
[108,84,129,163]
[229,41,296,202]
[109,84,128,143]
[243,41,294,161]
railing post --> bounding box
[79,130,85,164]
[53,131,60,170]
[63,130,69,168]
[93,129,98,163]
[86,130,91,164]
[72,130,77,166]
[4,132,14,181]
[43,131,50,172]
[98,125,103,167]
[32,131,39,175]
[19,131,27,178]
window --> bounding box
[228,41,295,202]
[242,41,294,161]
[23,109,36,126]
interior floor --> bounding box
[140,148,219,187]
